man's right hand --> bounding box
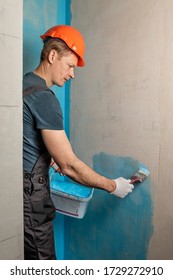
[111,177,134,198]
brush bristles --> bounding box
[138,167,150,177]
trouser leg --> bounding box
[24,172,56,260]
[24,220,56,260]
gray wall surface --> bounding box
[0,0,172,261]
[70,0,173,259]
[0,0,23,259]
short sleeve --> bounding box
[32,91,64,130]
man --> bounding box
[23,25,134,260]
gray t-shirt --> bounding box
[23,72,63,172]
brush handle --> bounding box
[130,176,142,184]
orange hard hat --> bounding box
[40,25,85,67]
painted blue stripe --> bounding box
[23,0,71,260]
[53,0,71,260]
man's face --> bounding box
[52,52,78,87]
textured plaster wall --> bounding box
[69,0,173,259]
[0,0,23,259]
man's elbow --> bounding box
[60,164,74,177]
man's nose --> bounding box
[69,68,75,79]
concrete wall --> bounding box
[68,0,173,259]
[0,0,23,259]
[2,0,172,260]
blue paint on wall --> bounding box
[23,0,71,137]
[23,0,59,74]
[64,153,153,260]
[52,0,71,138]
[23,0,71,260]
[23,0,153,261]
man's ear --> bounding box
[48,49,57,64]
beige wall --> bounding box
[0,0,23,259]
[71,0,173,259]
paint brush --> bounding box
[130,166,150,184]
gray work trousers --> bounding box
[23,153,56,260]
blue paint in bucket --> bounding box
[50,172,94,218]
[51,172,93,199]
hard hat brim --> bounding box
[77,57,85,67]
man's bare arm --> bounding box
[41,129,116,193]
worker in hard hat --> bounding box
[23,25,134,260]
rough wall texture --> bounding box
[0,0,23,259]
[69,0,173,259]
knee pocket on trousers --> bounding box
[31,186,55,227]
